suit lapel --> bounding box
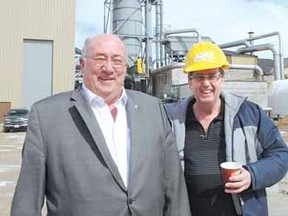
[126,94,143,181]
[70,89,126,190]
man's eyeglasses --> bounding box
[84,56,126,68]
[188,72,223,82]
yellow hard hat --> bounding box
[184,41,229,73]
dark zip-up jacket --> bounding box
[165,90,288,216]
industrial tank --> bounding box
[268,80,288,117]
[113,0,144,66]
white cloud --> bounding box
[75,0,103,49]
[164,0,288,57]
[76,0,288,57]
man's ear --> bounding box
[79,57,85,70]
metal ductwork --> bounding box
[237,44,281,80]
[161,28,204,66]
[219,31,285,80]
[152,62,185,75]
[229,64,263,78]
[151,63,263,77]
[162,28,201,42]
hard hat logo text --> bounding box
[194,52,214,62]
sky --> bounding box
[76,0,288,58]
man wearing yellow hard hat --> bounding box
[165,41,288,216]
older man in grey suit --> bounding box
[11,34,191,216]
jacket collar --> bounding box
[70,87,127,191]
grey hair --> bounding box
[81,34,128,62]
[81,36,93,57]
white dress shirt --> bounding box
[81,84,130,187]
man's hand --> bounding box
[224,167,251,194]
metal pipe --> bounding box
[248,31,254,46]
[115,34,144,38]
[104,0,113,33]
[155,1,160,68]
[219,31,279,48]
[103,0,107,33]
[219,41,250,49]
[219,31,284,79]
[151,62,184,75]
[159,0,164,67]
[229,64,264,78]
[238,44,273,52]
[151,62,263,77]
[237,44,280,80]
[145,0,153,78]
[163,28,201,42]
[277,33,285,79]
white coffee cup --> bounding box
[220,161,242,183]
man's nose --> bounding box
[201,76,211,85]
[102,60,114,71]
[202,76,211,81]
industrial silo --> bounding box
[113,0,144,66]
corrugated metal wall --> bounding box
[0,0,75,108]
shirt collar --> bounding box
[81,83,128,107]
[187,98,224,121]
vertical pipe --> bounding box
[103,1,107,33]
[159,0,164,67]
[273,51,281,80]
[110,0,114,33]
[248,31,254,45]
[248,31,254,55]
[155,1,160,68]
[145,1,153,78]
[103,0,113,33]
[277,33,285,79]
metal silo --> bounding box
[112,0,144,66]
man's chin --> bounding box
[199,96,214,104]
[100,80,115,85]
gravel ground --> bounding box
[0,121,288,216]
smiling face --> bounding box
[188,68,224,108]
[80,34,127,105]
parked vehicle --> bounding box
[3,109,29,132]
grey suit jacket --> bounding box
[11,88,191,216]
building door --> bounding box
[22,40,53,109]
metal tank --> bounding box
[112,0,144,66]
[268,79,288,117]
